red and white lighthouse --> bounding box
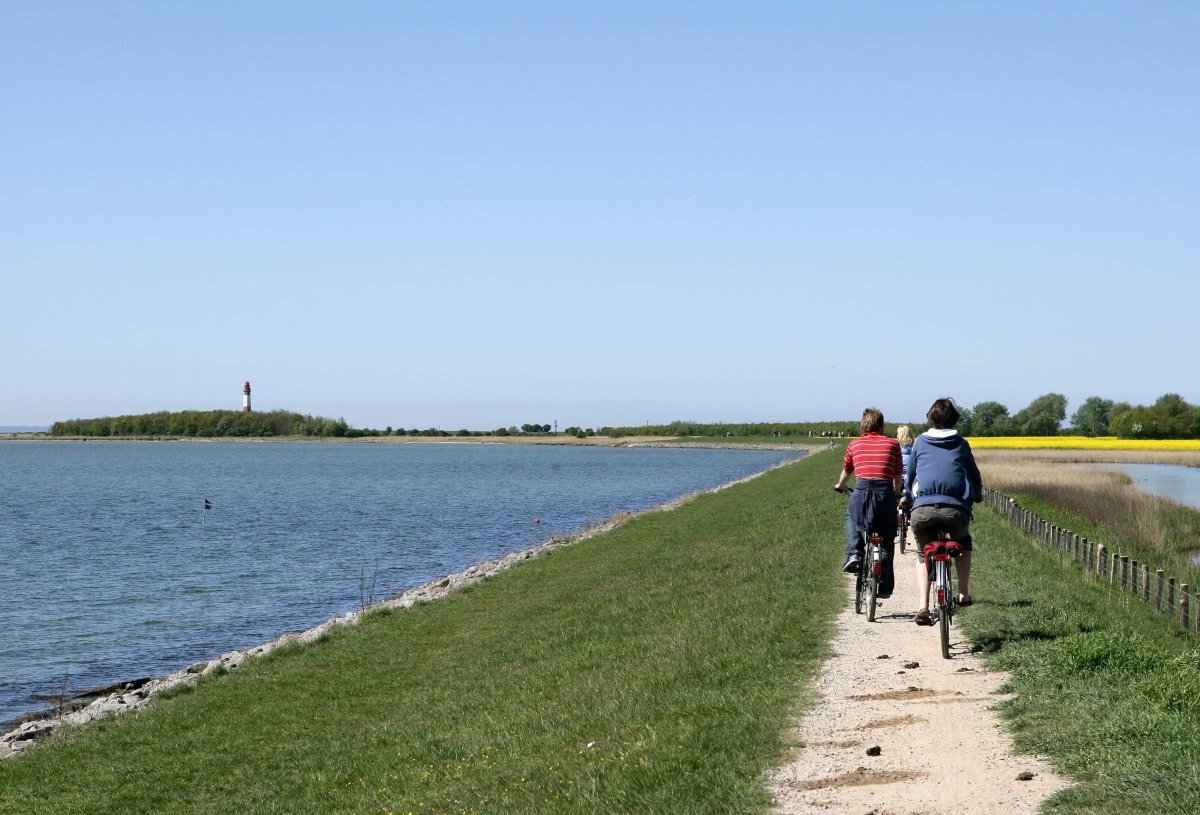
[242,381,252,412]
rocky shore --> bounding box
[1,448,816,759]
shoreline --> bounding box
[0,432,821,452]
[1,445,822,757]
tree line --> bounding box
[602,393,1200,440]
[49,395,1199,440]
[965,392,1200,439]
[49,412,591,440]
[52,411,352,438]
[597,420,861,438]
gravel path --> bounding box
[768,545,1070,815]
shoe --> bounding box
[957,594,974,607]
[877,592,892,599]
[842,556,861,574]
[915,610,933,626]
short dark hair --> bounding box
[927,398,961,429]
[861,407,884,434]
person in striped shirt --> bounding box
[834,408,904,597]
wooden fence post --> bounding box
[1121,556,1130,590]
[1168,577,1177,611]
[1131,560,1139,598]
[1181,585,1190,631]
[1097,543,1106,578]
[1143,565,1152,603]
[1155,570,1165,611]
[1111,553,1120,585]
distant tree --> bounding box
[1070,397,1115,437]
[1111,407,1158,439]
[1011,393,1068,436]
[970,401,1011,436]
[1152,393,1196,438]
[957,406,974,437]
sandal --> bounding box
[957,594,974,607]
[915,609,933,626]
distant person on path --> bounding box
[897,425,914,481]
[905,397,983,625]
[834,408,903,597]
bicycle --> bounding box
[897,501,910,554]
[857,528,884,622]
[835,487,884,622]
[923,532,964,658]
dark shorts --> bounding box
[911,504,973,564]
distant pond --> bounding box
[1088,462,1200,513]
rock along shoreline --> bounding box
[1,444,819,759]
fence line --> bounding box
[983,488,1198,636]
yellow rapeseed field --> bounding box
[967,436,1200,451]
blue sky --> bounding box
[4,3,1196,430]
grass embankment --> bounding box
[962,500,1200,814]
[0,453,847,814]
[978,450,1200,589]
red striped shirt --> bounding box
[843,432,902,480]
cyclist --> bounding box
[834,408,903,598]
[904,397,983,625]
[896,425,914,549]
[897,425,914,480]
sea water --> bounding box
[0,441,803,725]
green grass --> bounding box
[0,450,849,815]
[1001,487,1200,590]
[961,506,1200,815]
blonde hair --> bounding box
[897,425,913,445]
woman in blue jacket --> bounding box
[904,398,982,625]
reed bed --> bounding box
[976,450,1200,587]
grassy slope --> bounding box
[1000,489,1200,590]
[0,452,847,815]
[962,507,1200,815]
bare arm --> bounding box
[834,466,854,491]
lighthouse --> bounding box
[242,381,252,412]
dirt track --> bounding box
[768,545,1069,814]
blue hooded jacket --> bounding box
[904,429,982,511]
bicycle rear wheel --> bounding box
[936,561,952,658]
[855,572,864,614]
[898,514,908,553]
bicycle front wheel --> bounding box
[939,605,951,659]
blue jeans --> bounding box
[844,479,898,595]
